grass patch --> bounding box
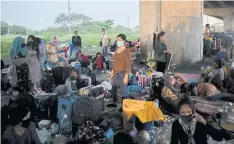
[1,34,138,58]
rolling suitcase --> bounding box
[57,93,78,135]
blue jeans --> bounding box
[75,46,81,59]
[112,71,128,103]
[102,46,108,57]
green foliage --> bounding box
[1,13,139,58]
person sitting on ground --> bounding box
[91,52,106,73]
[2,105,40,144]
[161,72,188,113]
[65,68,88,93]
[204,59,226,83]
[78,52,91,67]
[185,82,222,101]
[171,97,232,144]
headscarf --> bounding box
[51,35,57,47]
[164,72,180,95]
[178,118,197,144]
[10,36,27,57]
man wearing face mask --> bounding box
[107,34,131,107]
[65,68,87,93]
[2,105,40,144]
[171,98,233,144]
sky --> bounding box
[1,0,139,30]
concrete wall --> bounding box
[161,1,203,64]
[139,1,161,61]
[140,1,203,64]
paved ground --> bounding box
[2,54,234,144]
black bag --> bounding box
[72,96,104,125]
[87,74,97,85]
[52,67,71,85]
[34,93,59,121]
[99,113,123,132]
[76,121,105,144]
[41,70,55,93]
[99,41,102,46]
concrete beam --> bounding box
[223,12,234,32]
[204,8,234,17]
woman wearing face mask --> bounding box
[27,35,42,92]
[161,72,188,113]
[154,31,172,73]
[171,98,230,144]
[107,34,131,107]
[2,105,40,144]
[8,36,31,93]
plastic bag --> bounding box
[36,128,52,144]
[51,123,59,135]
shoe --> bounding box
[106,103,117,107]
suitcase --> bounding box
[57,94,78,134]
[72,95,104,125]
[52,67,71,85]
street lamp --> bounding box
[7,21,10,35]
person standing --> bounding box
[27,35,41,92]
[107,34,131,107]
[100,28,110,57]
[204,24,212,57]
[154,31,172,73]
[72,31,82,58]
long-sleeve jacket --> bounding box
[154,40,167,63]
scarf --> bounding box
[96,57,103,69]
[10,36,27,57]
[164,72,180,95]
[179,117,197,144]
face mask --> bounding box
[71,76,77,80]
[27,41,33,46]
[181,114,193,122]
[21,118,31,128]
[117,41,124,47]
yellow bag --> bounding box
[123,99,166,123]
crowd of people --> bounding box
[1,26,234,144]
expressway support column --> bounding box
[140,1,203,64]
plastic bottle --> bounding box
[60,113,72,138]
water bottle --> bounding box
[60,112,72,137]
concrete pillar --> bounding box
[223,12,234,33]
[140,1,203,64]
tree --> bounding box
[102,19,114,29]
[1,21,8,35]
[54,13,93,27]
[10,25,27,35]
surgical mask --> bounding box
[71,76,77,80]
[27,41,33,46]
[21,118,31,128]
[117,41,124,47]
[180,114,193,122]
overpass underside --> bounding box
[140,1,234,64]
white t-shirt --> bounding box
[102,33,109,47]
